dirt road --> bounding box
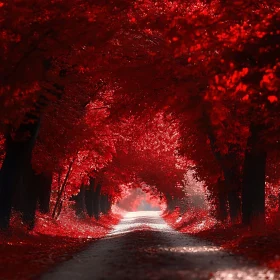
[41,211,278,280]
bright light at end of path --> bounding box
[109,211,168,236]
[124,211,163,217]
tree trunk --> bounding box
[22,169,39,230]
[166,194,176,211]
[203,111,241,224]
[0,140,24,229]
[85,178,95,217]
[52,160,74,219]
[22,165,52,229]
[227,190,241,223]
[242,124,266,228]
[217,193,228,222]
[100,195,107,214]
[75,185,86,217]
[38,172,53,214]
[104,196,112,214]
[11,174,25,212]
[216,179,228,222]
[93,183,102,220]
[0,119,40,230]
[107,197,112,213]
[105,195,111,214]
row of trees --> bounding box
[108,0,280,227]
[0,0,279,230]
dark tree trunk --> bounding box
[103,195,111,214]
[85,178,95,217]
[0,139,23,229]
[216,179,228,222]
[204,111,241,223]
[227,190,241,223]
[100,195,107,214]
[107,197,112,213]
[93,183,102,220]
[223,162,241,223]
[38,172,53,214]
[105,195,111,214]
[12,175,25,212]
[52,160,74,219]
[75,185,86,217]
[85,190,93,217]
[217,192,228,222]
[166,194,176,211]
[22,169,39,230]
[19,171,52,229]
[242,124,266,227]
[0,119,40,230]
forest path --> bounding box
[41,211,278,280]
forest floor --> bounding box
[42,211,277,280]
[0,210,121,280]
[164,209,280,273]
